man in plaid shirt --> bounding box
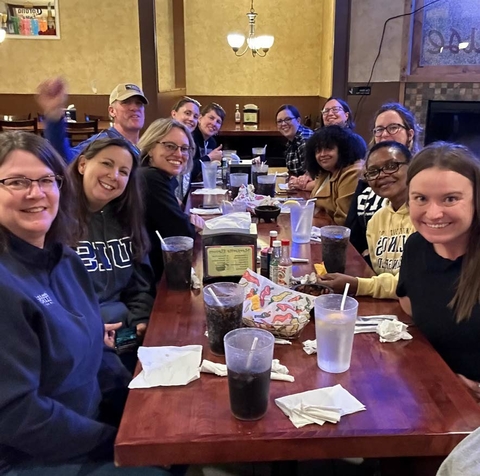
[276,104,314,176]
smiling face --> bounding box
[198,109,223,139]
[172,102,200,132]
[322,99,349,127]
[78,145,132,212]
[409,167,475,258]
[148,127,190,177]
[315,146,339,172]
[0,150,59,248]
[374,110,414,148]
[276,108,300,140]
[108,96,145,133]
[366,147,408,208]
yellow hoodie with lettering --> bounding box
[356,202,414,299]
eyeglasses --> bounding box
[363,161,408,181]
[321,106,344,116]
[372,123,407,137]
[158,141,193,155]
[276,117,295,126]
[0,174,64,191]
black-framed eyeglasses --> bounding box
[158,141,193,155]
[0,174,64,191]
[372,123,407,137]
[276,117,295,126]
[363,162,408,181]
[321,106,344,115]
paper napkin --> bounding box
[377,320,413,343]
[129,345,202,388]
[189,207,221,215]
[275,384,366,428]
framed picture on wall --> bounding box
[0,0,60,39]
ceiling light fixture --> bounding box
[227,0,274,57]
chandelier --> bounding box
[227,0,274,57]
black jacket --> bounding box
[141,166,195,281]
[75,204,155,328]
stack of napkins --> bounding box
[200,358,295,382]
[275,384,366,428]
[129,345,202,388]
[189,207,221,215]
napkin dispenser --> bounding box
[202,216,257,283]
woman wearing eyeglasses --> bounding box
[306,125,366,226]
[67,138,155,365]
[138,118,200,282]
[346,102,419,260]
[320,141,414,298]
[275,104,314,191]
[0,131,175,475]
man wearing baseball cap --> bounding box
[37,78,148,163]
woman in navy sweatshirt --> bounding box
[0,131,170,475]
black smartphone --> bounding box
[115,327,138,354]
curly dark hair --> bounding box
[68,137,149,261]
[306,125,366,178]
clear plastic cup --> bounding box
[251,163,268,192]
[229,173,248,199]
[315,294,358,373]
[320,226,351,273]
[256,174,276,197]
[203,283,245,355]
[161,236,194,290]
[201,161,218,189]
[290,201,315,243]
[252,146,267,162]
[224,328,274,420]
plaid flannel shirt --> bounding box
[285,125,314,176]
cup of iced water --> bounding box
[224,328,274,420]
[290,201,315,243]
[161,236,194,290]
[203,283,245,355]
[201,161,218,189]
[314,294,358,373]
[320,226,351,273]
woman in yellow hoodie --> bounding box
[320,141,414,299]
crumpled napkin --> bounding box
[191,268,201,289]
[302,339,317,355]
[192,188,227,195]
[189,207,221,215]
[200,358,295,382]
[376,320,413,343]
[129,345,202,388]
[275,384,366,428]
[311,226,322,243]
[291,272,318,285]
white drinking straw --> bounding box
[340,282,350,311]
[306,198,316,205]
[155,230,169,251]
[207,287,223,307]
[245,336,259,370]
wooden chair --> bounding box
[66,120,99,146]
[0,118,38,134]
[0,113,32,121]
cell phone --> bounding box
[115,327,138,354]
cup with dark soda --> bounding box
[257,174,276,197]
[320,226,351,273]
[251,162,268,192]
[224,328,274,420]
[161,236,194,290]
[229,173,248,199]
[203,282,245,355]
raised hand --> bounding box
[208,145,223,162]
[36,77,68,121]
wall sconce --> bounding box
[227,0,274,57]
[0,13,7,43]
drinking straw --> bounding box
[207,287,223,307]
[245,336,259,370]
[306,198,316,205]
[340,283,350,311]
[155,230,169,251]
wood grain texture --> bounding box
[115,218,480,466]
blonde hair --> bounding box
[138,118,195,174]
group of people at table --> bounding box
[0,75,478,475]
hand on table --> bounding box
[208,145,223,162]
[319,273,358,295]
[458,374,480,402]
[288,176,299,189]
[104,322,122,348]
[190,213,205,230]
[36,77,68,121]
[295,174,313,190]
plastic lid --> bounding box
[281,240,290,246]
[272,240,281,247]
[270,231,278,237]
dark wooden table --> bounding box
[115,217,480,469]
